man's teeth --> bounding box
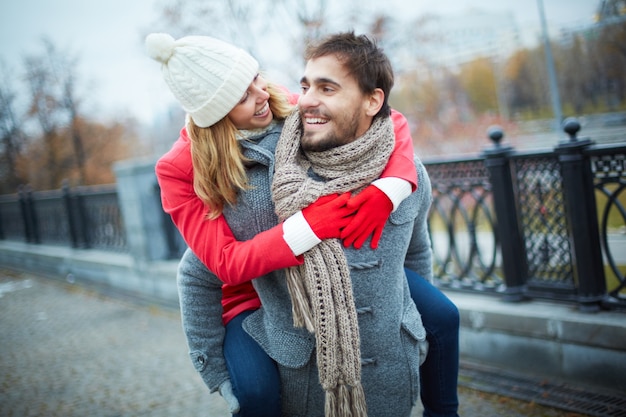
[305,118,327,124]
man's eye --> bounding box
[300,86,309,93]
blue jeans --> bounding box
[224,310,281,417]
[406,268,460,417]
[224,269,459,417]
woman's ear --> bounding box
[365,88,385,117]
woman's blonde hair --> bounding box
[188,82,294,219]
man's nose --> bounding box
[298,89,319,109]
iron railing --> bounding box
[425,120,625,311]
[0,181,127,252]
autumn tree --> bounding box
[502,48,549,118]
[14,117,139,189]
[458,57,499,115]
[22,39,83,188]
[14,38,142,190]
[592,3,626,110]
[557,36,593,114]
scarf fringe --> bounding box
[286,267,315,332]
[351,383,368,417]
[324,383,368,417]
[339,383,352,416]
[325,389,337,417]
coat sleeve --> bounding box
[403,156,434,281]
[176,248,229,393]
[156,151,303,286]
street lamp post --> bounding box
[537,0,564,134]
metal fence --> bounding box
[426,120,626,311]
[0,181,127,252]
[0,120,624,311]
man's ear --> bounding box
[365,88,385,117]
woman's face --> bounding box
[227,74,273,130]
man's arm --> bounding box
[403,156,434,281]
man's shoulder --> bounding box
[387,157,431,224]
[413,156,432,200]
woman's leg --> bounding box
[224,310,281,417]
[406,268,460,417]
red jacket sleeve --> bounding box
[384,110,418,191]
[155,129,302,285]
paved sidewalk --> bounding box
[0,269,589,417]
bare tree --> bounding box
[60,65,87,184]
[23,38,88,188]
[24,44,61,189]
[0,61,27,193]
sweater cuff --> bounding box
[372,177,412,212]
[283,210,322,256]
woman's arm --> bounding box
[157,155,302,286]
[156,132,352,284]
[382,109,417,191]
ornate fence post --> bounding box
[482,127,528,301]
[18,185,40,244]
[555,118,606,312]
[63,180,80,248]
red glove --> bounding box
[302,193,354,240]
[341,185,393,249]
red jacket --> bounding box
[156,110,416,323]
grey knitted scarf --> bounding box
[272,110,395,417]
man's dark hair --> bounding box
[304,31,394,118]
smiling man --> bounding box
[298,53,383,151]
[245,31,435,416]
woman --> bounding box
[146,32,459,417]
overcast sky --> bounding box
[0,0,598,126]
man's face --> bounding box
[298,55,373,152]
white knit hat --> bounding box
[145,33,259,128]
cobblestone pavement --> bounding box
[0,269,588,417]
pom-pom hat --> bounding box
[145,33,259,128]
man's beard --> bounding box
[300,111,360,152]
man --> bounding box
[248,32,431,416]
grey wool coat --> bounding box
[176,121,433,416]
